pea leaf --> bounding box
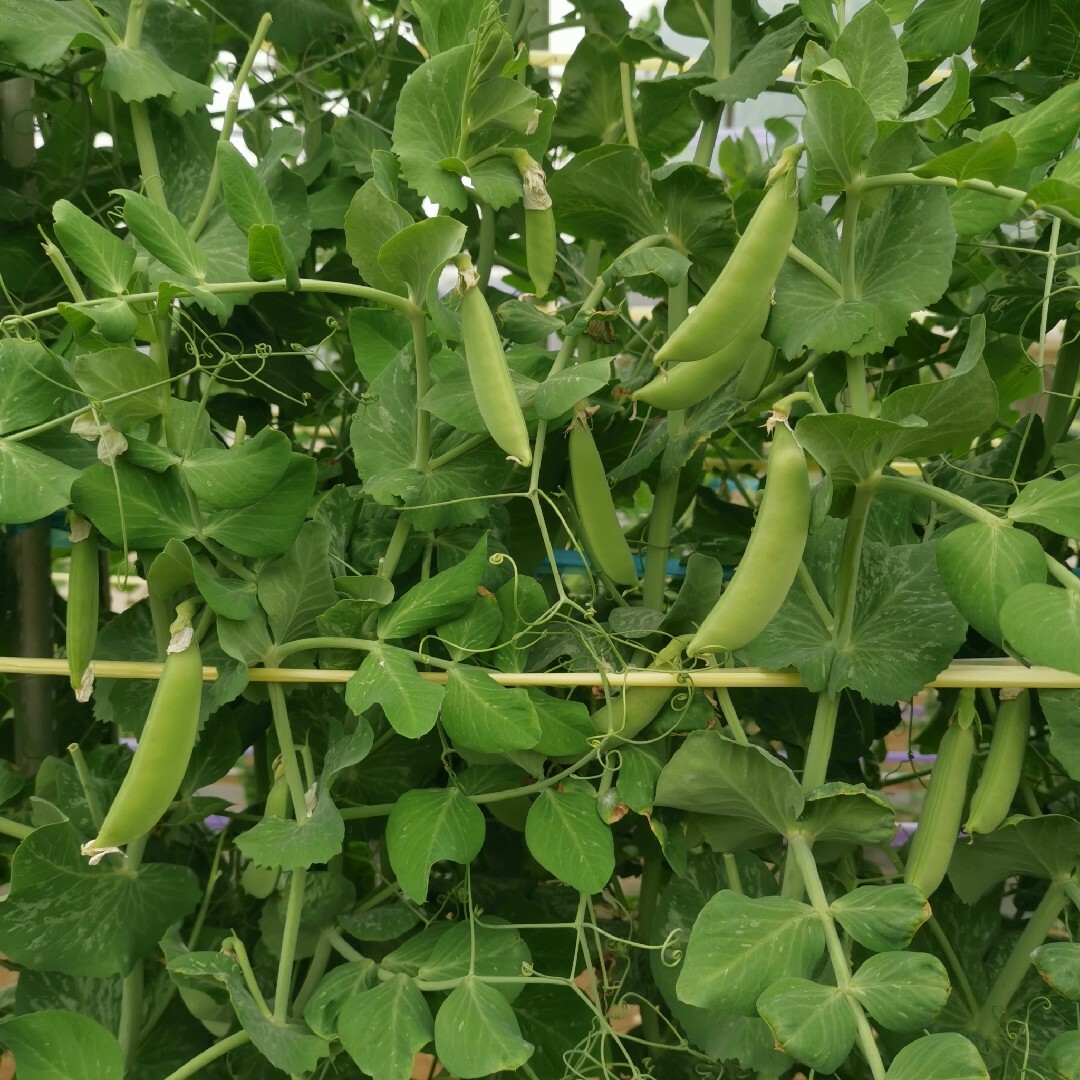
[418,920,531,1002]
[302,960,378,1040]
[830,884,930,952]
[344,181,414,295]
[53,199,135,295]
[1000,583,1080,675]
[801,81,878,193]
[1007,472,1080,537]
[884,1033,989,1080]
[900,0,981,59]
[385,786,485,903]
[72,348,162,432]
[0,0,104,68]
[799,782,898,847]
[338,975,434,1080]
[115,189,207,283]
[378,216,467,300]
[346,645,444,739]
[182,425,293,509]
[434,978,534,1078]
[441,667,541,752]
[756,979,855,1074]
[834,2,907,120]
[1040,690,1080,781]
[1032,942,1080,1001]
[0,339,68,438]
[849,951,951,1030]
[0,439,80,526]
[532,359,611,420]
[228,975,329,1074]
[524,780,614,894]
[0,1010,123,1080]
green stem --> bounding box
[975,878,1069,1039]
[160,1034,250,1080]
[411,312,432,471]
[129,102,166,208]
[840,186,862,303]
[1042,328,1080,462]
[68,743,105,829]
[742,351,824,417]
[715,687,750,746]
[787,244,844,296]
[428,433,488,471]
[0,816,32,840]
[791,836,886,1080]
[188,13,273,240]
[476,199,496,289]
[275,868,308,1022]
[1035,217,1061,372]
[797,562,834,631]
[926,917,980,1020]
[118,962,144,1073]
[1067,879,1080,913]
[619,63,639,149]
[292,929,332,1014]
[269,636,453,671]
[267,682,309,828]
[722,852,744,894]
[846,353,869,416]
[833,484,874,651]
[41,237,87,302]
[1046,552,1080,595]
[802,693,841,792]
[378,515,413,581]
[327,928,367,963]
[875,474,1003,527]
[226,936,272,1018]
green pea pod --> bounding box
[525,207,556,296]
[460,266,533,467]
[569,419,638,586]
[734,339,776,402]
[905,698,976,898]
[591,637,688,741]
[82,612,203,862]
[66,514,100,702]
[686,422,810,656]
[241,764,290,899]
[654,170,798,366]
[965,690,1030,836]
[634,300,770,411]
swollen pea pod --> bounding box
[905,689,977,898]
[686,421,810,657]
[633,299,770,411]
[569,413,638,586]
[82,605,203,863]
[591,636,690,741]
[241,760,289,898]
[734,339,776,402]
[459,260,533,467]
[654,168,798,366]
[516,151,556,296]
[66,513,100,703]
[965,690,1031,836]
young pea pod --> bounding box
[905,690,977,898]
[686,421,810,656]
[82,607,203,863]
[569,415,638,586]
[459,261,533,467]
[734,339,776,402]
[965,690,1030,836]
[241,761,289,899]
[66,514,100,703]
[634,300,770,411]
[591,636,688,741]
[654,169,798,366]
[517,152,556,296]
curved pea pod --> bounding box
[459,265,533,467]
[241,765,290,899]
[66,514,100,703]
[634,300,770,411]
[525,208,556,296]
[82,613,203,863]
[905,700,976,898]
[569,419,638,586]
[734,339,776,402]
[654,169,798,366]
[686,422,810,657]
[965,690,1030,836]
[591,637,688,742]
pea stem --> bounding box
[0,816,32,840]
[291,928,333,1014]
[68,742,105,830]
[266,681,309,828]
[275,868,308,1022]
[226,935,272,1018]
[787,244,843,296]
[925,916,981,1020]
[874,474,1003,527]
[118,962,145,1073]
[802,692,841,793]
[619,63,639,148]
[833,484,874,653]
[159,1032,250,1080]
[840,185,861,303]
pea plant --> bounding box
[2,1,1080,1077]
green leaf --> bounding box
[532,359,611,421]
[469,76,539,133]
[302,960,378,1040]
[216,141,275,230]
[830,884,930,952]
[655,732,804,846]
[911,132,1019,184]
[202,453,317,557]
[438,590,503,660]
[53,200,135,295]
[948,814,1080,902]
[71,347,161,431]
[228,975,328,1073]
[0,0,104,68]
[698,19,805,107]
[386,786,486,903]
[0,822,199,977]
[1044,1032,1080,1080]
[1008,472,1080,537]
[0,339,68,437]
[550,34,622,149]
[849,951,951,1030]
[346,645,445,738]
[974,0,1052,68]
[528,690,595,757]
[418,920,531,1002]
[344,181,414,294]
[256,521,339,644]
[801,81,878,193]
[349,307,413,383]
[247,223,299,289]
[496,299,565,343]
[441,667,542,752]
[834,2,907,120]
[338,903,421,944]
[1032,942,1080,1001]
[0,1010,123,1080]
[378,216,467,300]
[101,45,213,115]
[182,425,293,509]
[905,56,971,125]
[756,978,855,1074]
[434,978,534,1078]
[191,559,258,620]
[339,975,433,1080]
[525,781,615,894]
[800,783,898,847]
[546,144,665,252]
[900,0,981,60]
[677,891,825,1014]
[116,189,206,282]
[1000,584,1080,676]
[1041,689,1080,781]
[884,1032,989,1079]
[421,366,538,436]
[936,523,1047,645]
[606,246,691,287]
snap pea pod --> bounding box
[686,422,810,656]
[517,151,556,296]
[569,415,638,586]
[66,514,100,703]
[591,636,689,741]
[965,690,1030,836]
[82,608,203,863]
[905,690,977,898]
[654,169,798,366]
[459,262,533,467]
[634,300,770,411]
[734,339,776,402]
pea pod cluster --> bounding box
[65,514,100,703]
[965,689,1030,836]
[686,421,810,657]
[82,606,203,862]
[459,261,533,467]
[654,169,798,367]
[569,413,638,587]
